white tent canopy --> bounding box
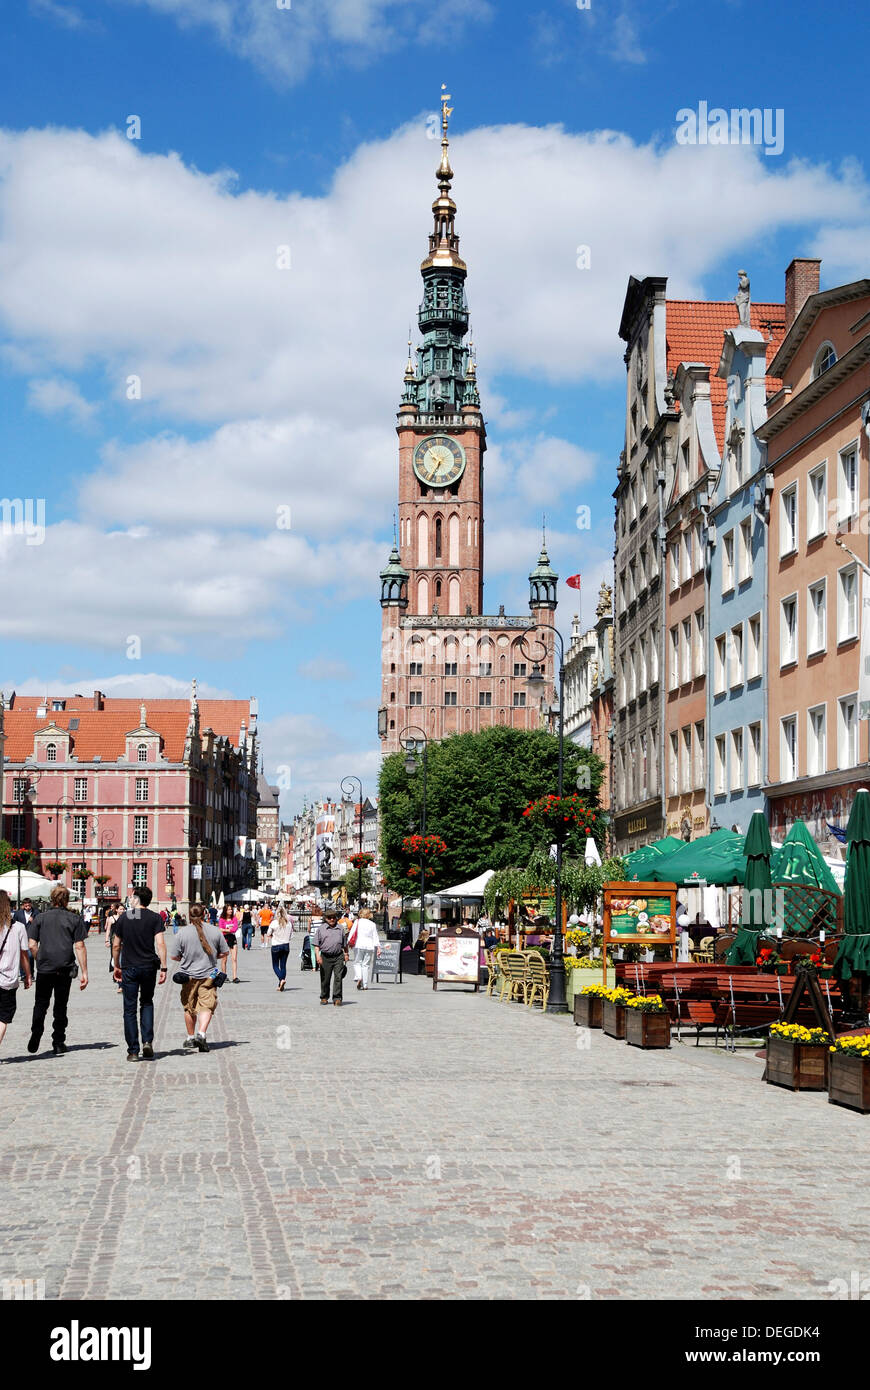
[436,869,494,899]
[0,870,81,902]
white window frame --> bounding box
[669,732,679,796]
[74,777,87,802]
[730,727,744,792]
[714,735,726,795]
[134,814,148,847]
[780,484,798,557]
[681,619,692,686]
[780,714,798,782]
[780,594,798,668]
[694,609,705,678]
[681,727,692,794]
[669,626,679,691]
[738,517,752,584]
[670,540,680,591]
[838,563,858,644]
[839,443,859,524]
[748,722,762,787]
[694,519,705,574]
[747,613,762,680]
[714,635,727,696]
[729,623,744,689]
[838,693,858,770]
[807,704,827,778]
[721,530,735,594]
[807,461,827,541]
[694,721,705,788]
[807,579,826,656]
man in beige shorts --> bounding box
[168,904,227,1053]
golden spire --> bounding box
[404,326,415,379]
[422,83,465,272]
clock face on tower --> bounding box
[413,435,466,488]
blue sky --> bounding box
[1,0,868,816]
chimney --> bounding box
[785,258,821,328]
[93,690,103,710]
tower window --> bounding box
[435,519,442,558]
[435,580,442,599]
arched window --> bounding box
[435,517,443,559]
[435,579,442,599]
[46,743,57,762]
[137,743,148,763]
[448,576,461,615]
[813,342,836,379]
[448,513,459,566]
[417,513,429,567]
[417,576,429,615]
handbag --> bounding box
[347,923,358,948]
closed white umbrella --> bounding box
[584,837,602,867]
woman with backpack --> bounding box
[168,903,228,1053]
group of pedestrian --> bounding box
[0,883,384,1058]
[310,906,381,1006]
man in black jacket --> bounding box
[27,885,89,1056]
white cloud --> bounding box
[117,0,492,85]
[258,709,382,817]
[2,672,234,699]
[29,0,89,29]
[1,120,869,649]
[27,375,96,426]
[608,11,647,65]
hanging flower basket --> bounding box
[401,834,447,858]
[349,852,374,870]
[44,860,68,879]
[521,795,600,839]
[7,847,32,869]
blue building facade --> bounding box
[707,327,771,833]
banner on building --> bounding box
[860,572,870,720]
[236,836,247,857]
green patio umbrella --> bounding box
[643,828,746,886]
[624,835,684,880]
[771,820,842,899]
[834,788,870,981]
[726,810,772,964]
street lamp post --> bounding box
[521,622,569,1014]
[53,796,75,859]
[340,775,364,904]
[400,725,428,939]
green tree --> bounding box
[378,726,604,893]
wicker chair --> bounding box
[524,952,550,1011]
[484,948,502,998]
[497,951,528,1003]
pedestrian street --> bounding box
[1,936,867,1302]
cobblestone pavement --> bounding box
[1,937,867,1301]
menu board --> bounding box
[434,927,481,989]
[374,940,402,983]
[603,882,677,946]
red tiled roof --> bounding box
[666,300,786,450]
[4,697,252,765]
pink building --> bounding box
[2,687,259,912]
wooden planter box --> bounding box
[574,993,603,1029]
[625,1008,671,1049]
[829,1052,870,1113]
[602,1000,626,1039]
[766,1035,829,1092]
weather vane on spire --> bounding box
[441,84,453,134]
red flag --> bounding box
[566,573,581,591]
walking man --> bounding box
[168,903,227,1053]
[112,885,167,1061]
[12,897,35,982]
[0,890,32,1053]
[27,885,88,1056]
[312,907,349,1007]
